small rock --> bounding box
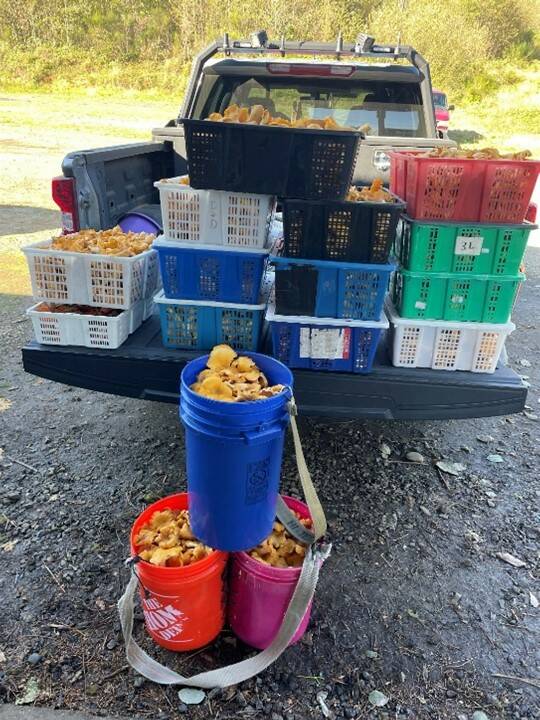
[496,552,526,568]
[365,649,379,659]
[5,492,21,504]
[178,687,205,705]
[529,591,539,608]
[406,451,424,463]
[419,505,431,516]
[519,359,531,367]
[380,443,391,459]
[133,676,144,689]
[177,703,188,714]
[477,435,494,443]
[487,454,504,463]
[271,714,284,720]
[27,653,42,665]
[368,690,389,707]
[472,712,490,720]
[446,689,457,698]
[106,639,118,650]
[436,461,466,476]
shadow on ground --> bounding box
[0,205,59,237]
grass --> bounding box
[449,62,540,153]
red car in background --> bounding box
[433,89,454,137]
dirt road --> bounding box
[0,93,539,720]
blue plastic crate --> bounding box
[266,305,389,374]
[154,291,264,350]
[271,255,396,320]
[154,238,268,304]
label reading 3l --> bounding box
[454,236,484,256]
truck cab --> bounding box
[22,34,527,420]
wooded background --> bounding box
[0,0,538,99]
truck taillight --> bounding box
[52,176,79,233]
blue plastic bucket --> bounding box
[180,352,293,551]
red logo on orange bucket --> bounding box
[142,596,187,642]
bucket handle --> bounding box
[274,396,327,545]
[117,543,331,689]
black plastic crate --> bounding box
[181,119,362,200]
[282,193,405,263]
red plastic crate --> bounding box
[390,152,540,224]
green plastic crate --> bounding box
[394,269,524,323]
[396,217,535,275]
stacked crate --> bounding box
[152,177,275,350]
[166,117,366,360]
[387,151,539,372]
[23,239,158,349]
[267,191,404,373]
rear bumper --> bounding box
[21,316,527,421]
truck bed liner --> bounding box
[22,316,527,420]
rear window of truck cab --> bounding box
[192,74,426,138]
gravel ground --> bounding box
[1,93,539,720]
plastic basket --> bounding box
[23,240,159,309]
[154,177,276,249]
[266,304,388,374]
[385,300,514,373]
[393,269,524,323]
[389,151,540,223]
[271,255,396,321]
[396,217,535,276]
[154,238,268,304]
[27,300,146,349]
[282,193,405,263]
[181,119,362,200]
[154,291,265,350]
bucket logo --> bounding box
[142,596,187,641]
[246,457,270,504]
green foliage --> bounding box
[0,0,537,103]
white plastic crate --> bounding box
[23,240,159,309]
[155,176,275,248]
[385,300,514,373]
[27,300,148,349]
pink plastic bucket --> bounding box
[228,496,314,649]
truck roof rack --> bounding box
[181,32,429,119]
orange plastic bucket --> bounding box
[130,493,228,651]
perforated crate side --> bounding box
[480,161,540,224]
[219,307,262,350]
[472,330,505,373]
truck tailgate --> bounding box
[22,315,527,421]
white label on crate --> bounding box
[454,235,483,256]
[299,327,351,360]
[414,301,427,310]
[451,294,465,304]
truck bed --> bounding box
[22,314,527,420]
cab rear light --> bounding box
[267,63,354,77]
[52,176,79,233]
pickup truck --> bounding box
[432,88,454,137]
[22,33,528,420]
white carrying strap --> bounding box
[117,543,331,688]
[275,397,327,545]
[117,392,329,688]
